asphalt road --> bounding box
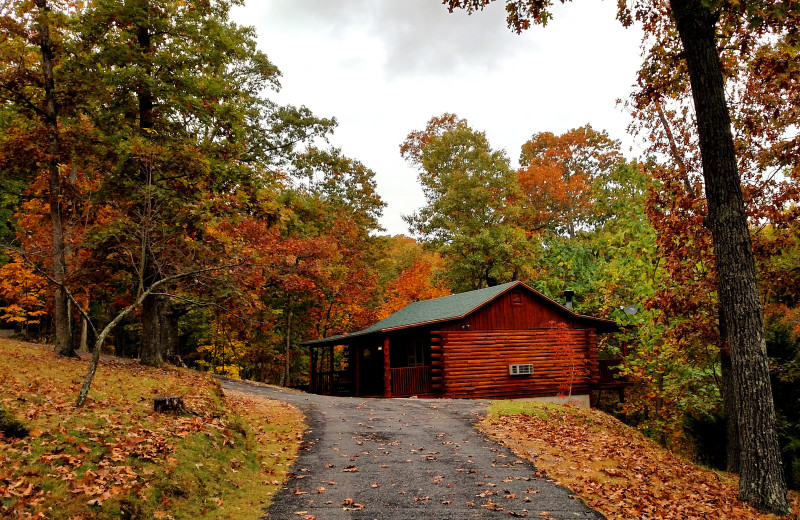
[219,379,604,520]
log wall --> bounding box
[433,329,599,400]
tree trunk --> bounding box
[284,304,292,387]
[80,314,88,351]
[131,0,177,367]
[717,304,741,473]
[720,344,741,473]
[670,0,788,513]
[35,0,73,357]
[140,293,177,366]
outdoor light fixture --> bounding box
[377,346,383,351]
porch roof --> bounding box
[303,281,619,348]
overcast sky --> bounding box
[231,0,646,236]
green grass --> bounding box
[0,338,305,520]
[488,399,568,420]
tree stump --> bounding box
[153,395,185,414]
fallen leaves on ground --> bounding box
[342,497,365,510]
[0,339,304,519]
[482,404,800,520]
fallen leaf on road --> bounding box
[342,498,364,511]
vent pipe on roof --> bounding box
[564,290,574,311]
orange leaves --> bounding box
[484,406,799,520]
[341,497,365,510]
[516,125,622,237]
[2,478,38,499]
[70,465,139,506]
[378,259,450,320]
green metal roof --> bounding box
[365,281,517,333]
[303,280,618,347]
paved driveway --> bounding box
[219,379,604,520]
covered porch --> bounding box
[306,332,441,398]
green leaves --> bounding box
[401,114,526,291]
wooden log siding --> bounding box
[438,329,595,400]
[440,290,570,331]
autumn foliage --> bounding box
[0,257,48,330]
[550,321,590,399]
[377,259,450,320]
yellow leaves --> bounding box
[0,258,48,328]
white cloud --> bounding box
[231,0,646,235]
[249,0,524,77]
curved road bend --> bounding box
[219,379,604,520]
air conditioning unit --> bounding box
[509,364,534,376]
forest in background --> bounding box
[2,0,800,497]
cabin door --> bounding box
[358,344,384,396]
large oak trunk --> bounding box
[140,293,178,367]
[35,0,73,357]
[670,0,788,513]
[131,0,178,368]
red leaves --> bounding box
[549,321,590,398]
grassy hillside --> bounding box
[0,338,304,520]
[483,401,800,520]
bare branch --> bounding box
[654,97,697,199]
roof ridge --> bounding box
[303,280,618,346]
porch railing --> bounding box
[313,370,351,395]
[391,366,432,396]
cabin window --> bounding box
[407,339,425,367]
[511,291,522,306]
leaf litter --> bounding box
[482,404,800,520]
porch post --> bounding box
[328,344,334,395]
[383,336,391,398]
[355,344,361,397]
[308,346,314,393]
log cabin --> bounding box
[304,280,625,405]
